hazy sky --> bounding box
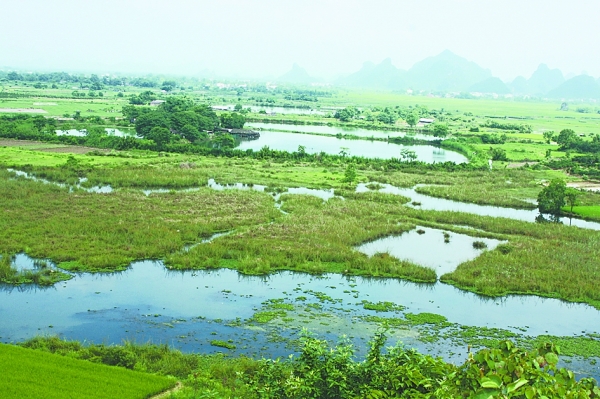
[1,0,598,81]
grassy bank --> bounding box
[0,343,175,399]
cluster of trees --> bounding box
[480,133,507,144]
[128,90,157,105]
[1,70,180,91]
[122,96,246,149]
[537,178,580,216]
[482,120,533,133]
[0,114,482,174]
[333,105,439,128]
[71,90,104,98]
[547,128,600,153]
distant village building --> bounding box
[419,118,434,124]
[150,100,165,106]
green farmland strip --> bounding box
[0,344,175,399]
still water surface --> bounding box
[237,130,467,163]
[247,122,434,140]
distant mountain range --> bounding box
[279,51,600,99]
[277,63,315,85]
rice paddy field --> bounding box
[0,343,175,399]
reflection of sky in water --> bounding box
[3,252,600,379]
[2,259,600,344]
[248,122,435,140]
[356,183,600,230]
[356,226,504,275]
[237,130,467,163]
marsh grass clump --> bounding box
[496,243,513,254]
[210,340,236,350]
[443,232,450,243]
[361,300,406,312]
[365,182,383,190]
[0,253,70,286]
[472,240,487,249]
[0,253,18,281]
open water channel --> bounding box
[247,122,434,140]
[55,124,465,163]
[236,130,467,163]
[3,170,600,379]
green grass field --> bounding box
[0,343,175,399]
[568,205,600,219]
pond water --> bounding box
[356,183,600,230]
[1,256,599,379]
[247,122,434,140]
[356,226,504,276]
[8,170,113,194]
[236,131,467,163]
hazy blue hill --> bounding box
[510,76,529,94]
[468,77,510,94]
[547,75,600,99]
[527,64,564,95]
[278,63,315,84]
[405,50,491,92]
[337,58,406,89]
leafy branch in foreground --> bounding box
[247,330,599,399]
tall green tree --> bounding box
[543,130,555,144]
[537,179,566,216]
[564,188,580,213]
[135,111,170,138]
[220,112,246,129]
[432,123,449,138]
[146,126,172,148]
[405,112,419,128]
[556,129,579,149]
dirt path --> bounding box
[0,139,109,154]
[567,181,600,192]
[149,381,183,399]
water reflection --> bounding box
[356,183,600,230]
[2,255,599,379]
[236,131,467,163]
[355,226,504,275]
[247,122,434,140]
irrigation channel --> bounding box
[3,172,600,380]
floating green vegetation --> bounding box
[210,340,237,350]
[262,298,295,311]
[251,311,288,323]
[302,290,341,304]
[404,312,449,325]
[361,300,406,312]
[530,335,600,358]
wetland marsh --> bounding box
[2,79,600,395]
